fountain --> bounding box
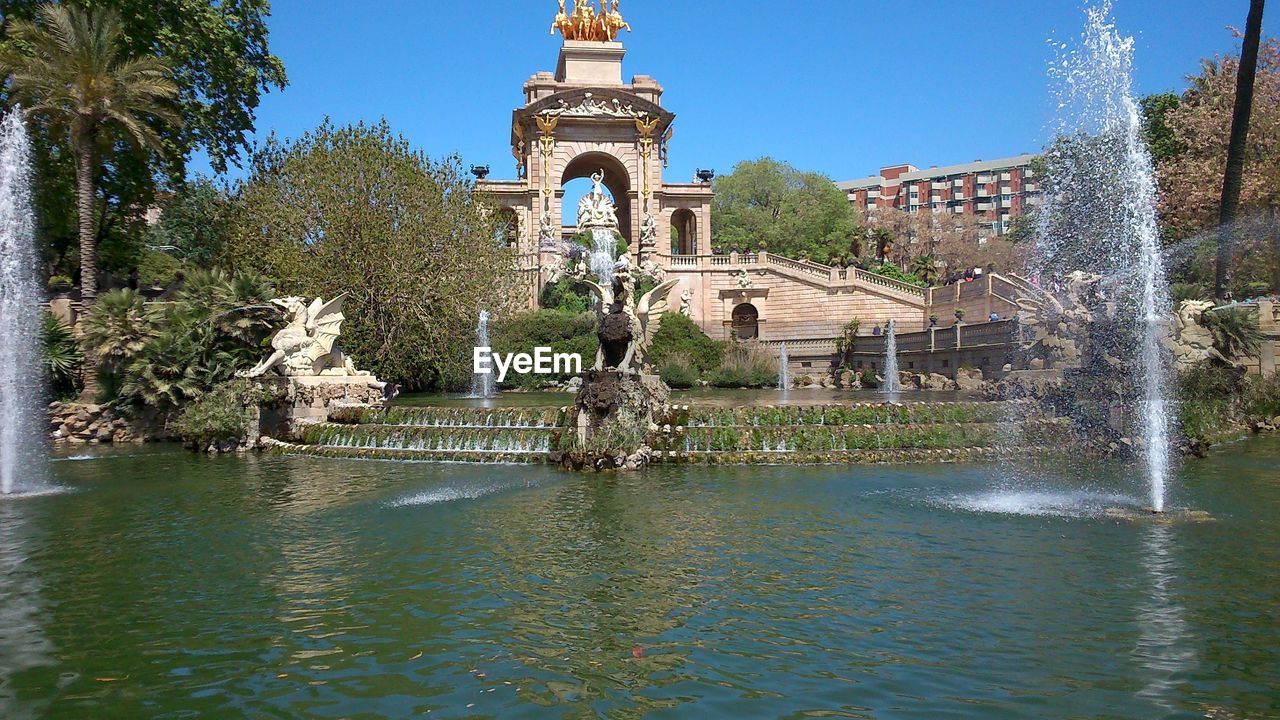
[881,320,901,404]
[578,170,622,284]
[0,109,45,496]
[469,310,496,399]
[1030,2,1175,511]
[777,342,790,391]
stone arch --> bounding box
[494,207,520,249]
[731,302,759,340]
[561,150,633,244]
[670,208,697,255]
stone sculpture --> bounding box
[242,294,361,378]
[580,256,680,373]
[577,170,619,229]
[551,0,631,42]
[1163,300,1228,370]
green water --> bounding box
[3,439,1279,718]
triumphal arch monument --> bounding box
[478,2,1019,376]
[477,3,711,293]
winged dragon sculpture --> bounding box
[241,294,361,378]
[579,257,680,373]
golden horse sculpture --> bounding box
[551,0,631,42]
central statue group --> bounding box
[551,0,631,42]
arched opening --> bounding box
[560,151,632,247]
[670,208,697,255]
[494,207,519,249]
[731,303,759,340]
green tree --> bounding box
[711,157,862,264]
[225,119,521,391]
[145,176,230,266]
[1,4,179,303]
[1139,92,1185,163]
[0,0,286,282]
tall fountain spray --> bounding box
[579,170,622,285]
[1035,2,1174,511]
[777,342,790,391]
[882,320,901,404]
[0,110,44,495]
[470,310,496,399]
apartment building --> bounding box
[836,154,1042,238]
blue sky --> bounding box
[192,0,1256,186]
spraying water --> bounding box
[588,228,616,285]
[1035,2,1174,511]
[0,110,44,496]
[882,320,901,403]
[777,342,790,391]
[469,310,496,399]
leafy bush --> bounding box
[1169,282,1207,302]
[709,344,778,388]
[1177,362,1246,441]
[869,261,926,287]
[1203,307,1263,359]
[82,270,278,414]
[539,276,594,314]
[650,313,724,374]
[1245,373,1280,419]
[40,312,82,400]
[46,275,72,291]
[136,248,189,288]
[172,378,279,449]
[859,368,878,388]
[658,352,699,389]
[491,309,597,388]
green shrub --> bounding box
[710,344,778,388]
[1169,282,1207,302]
[136,249,190,288]
[859,368,878,388]
[869,261,926,287]
[1244,373,1280,419]
[46,275,72,292]
[650,313,724,374]
[658,352,699,389]
[539,276,594,314]
[172,378,279,449]
[1177,362,1246,441]
[491,309,597,388]
[40,312,82,400]
[83,270,278,413]
[1203,307,1263,359]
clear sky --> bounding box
[190,0,1258,186]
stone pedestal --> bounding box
[556,40,625,85]
[562,369,669,470]
[252,375,392,441]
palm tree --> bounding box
[1,4,178,304]
[1215,0,1266,300]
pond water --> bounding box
[3,438,1278,718]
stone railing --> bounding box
[852,320,1017,354]
[657,250,928,299]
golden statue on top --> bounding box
[551,0,631,42]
